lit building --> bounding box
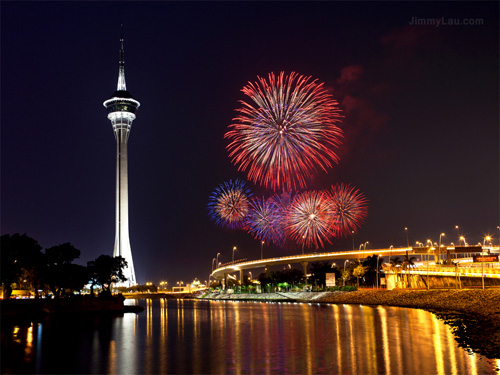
[103,32,140,286]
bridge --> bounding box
[210,246,500,286]
[211,247,413,282]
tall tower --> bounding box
[103,32,140,286]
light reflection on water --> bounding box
[1,299,498,374]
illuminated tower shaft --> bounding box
[103,34,140,286]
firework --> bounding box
[245,196,286,246]
[286,190,334,249]
[225,71,343,192]
[207,179,252,229]
[327,184,368,237]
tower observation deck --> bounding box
[103,33,140,286]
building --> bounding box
[103,32,140,286]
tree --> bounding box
[87,255,128,294]
[363,255,384,287]
[341,268,352,286]
[310,262,339,288]
[353,264,367,287]
[0,234,43,298]
[44,243,82,297]
[45,243,80,265]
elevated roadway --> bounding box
[211,246,499,285]
[211,247,413,281]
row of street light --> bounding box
[210,226,498,283]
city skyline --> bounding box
[1,2,498,284]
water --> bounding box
[2,299,498,374]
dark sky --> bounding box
[2,1,498,285]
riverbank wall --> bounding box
[0,295,129,321]
[122,292,193,299]
[201,289,500,322]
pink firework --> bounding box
[225,72,343,192]
[327,184,368,237]
[286,190,335,249]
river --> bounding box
[1,298,498,374]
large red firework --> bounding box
[326,183,368,237]
[286,190,335,249]
[225,72,343,192]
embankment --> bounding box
[0,295,142,322]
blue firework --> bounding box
[207,179,253,229]
[245,196,286,246]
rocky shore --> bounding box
[314,289,500,320]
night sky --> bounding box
[2,2,498,285]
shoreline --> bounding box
[200,289,500,320]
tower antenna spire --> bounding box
[117,25,126,91]
[120,25,124,66]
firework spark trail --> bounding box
[286,190,335,249]
[225,72,343,192]
[327,183,368,237]
[207,179,253,230]
[245,196,286,246]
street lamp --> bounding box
[389,245,393,263]
[483,236,491,247]
[343,260,349,287]
[455,225,460,245]
[439,233,445,264]
[232,246,237,263]
[261,241,264,260]
[212,258,216,272]
[351,231,355,251]
[405,227,409,258]
[302,235,305,255]
[427,248,431,290]
[376,254,382,289]
[216,252,221,268]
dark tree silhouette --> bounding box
[44,243,82,298]
[0,233,43,298]
[87,255,128,294]
[363,255,384,287]
[310,262,339,287]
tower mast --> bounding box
[103,31,140,286]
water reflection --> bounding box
[1,300,498,374]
